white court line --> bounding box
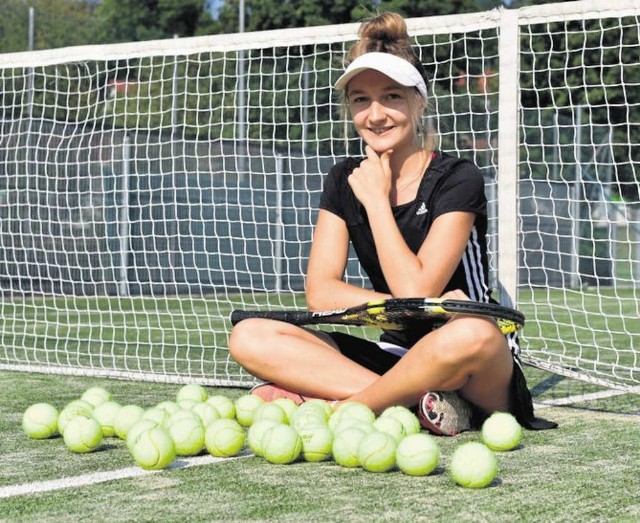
[534,388,632,409]
[0,452,252,499]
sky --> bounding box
[207,0,223,19]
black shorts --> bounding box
[325,331,557,431]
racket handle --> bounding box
[230,310,254,325]
[231,309,313,326]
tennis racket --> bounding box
[230,297,524,335]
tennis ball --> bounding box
[130,426,176,470]
[329,401,376,430]
[373,416,406,443]
[191,402,221,427]
[156,401,181,415]
[234,394,265,427]
[253,403,287,425]
[58,401,94,435]
[91,400,122,437]
[114,404,145,440]
[298,424,334,462]
[380,405,421,436]
[65,399,94,411]
[290,408,327,433]
[177,399,199,411]
[247,420,278,457]
[80,387,112,407]
[142,407,171,427]
[295,401,331,424]
[167,409,200,428]
[482,412,523,452]
[22,403,59,439]
[332,426,368,468]
[206,395,236,419]
[126,419,159,452]
[395,433,440,476]
[177,384,208,403]
[205,418,246,457]
[332,418,375,436]
[272,398,298,423]
[450,442,498,489]
[357,431,397,473]
[302,399,334,420]
[63,415,103,453]
[168,416,205,456]
[261,423,302,464]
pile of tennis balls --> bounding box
[241,396,522,488]
[21,384,247,471]
[22,385,523,487]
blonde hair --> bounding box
[340,12,432,148]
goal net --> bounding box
[0,0,638,392]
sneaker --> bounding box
[250,382,318,405]
[417,391,473,436]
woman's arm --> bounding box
[305,209,390,311]
[368,208,475,297]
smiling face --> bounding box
[346,69,425,156]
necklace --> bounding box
[395,151,431,192]
[390,151,431,206]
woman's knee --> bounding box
[466,318,507,360]
[428,317,507,366]
[228,318,274,364]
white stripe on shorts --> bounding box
[377,341,409,357]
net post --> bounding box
[118,134,131,297]
[274,154,285,293]
[497,7,520,307]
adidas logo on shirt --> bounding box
[416,202,428,216]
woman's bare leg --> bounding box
[345,316,513,414]
[231,316,513,416]
[228,318,379,399]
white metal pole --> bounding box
[171,34,180,138]
[570,105,582,288]
[274,155,284,293]
[634,207,640,282]
[170,34,180,291]
[302,59,309,151]
[26,8,35,166]
[28,7,34,50]
[119,134,131,296]
[238,0,247,183]
[497,8,520,307]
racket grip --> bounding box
[230,309,304,326]
[230,310,255,325]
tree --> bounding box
[95,0,214,43]
[0,0,100,53]
[377,0,498,18]
[208,0,503,35]
[210,0,369,34]
[0,0,29,53]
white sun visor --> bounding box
[334,52,428,101]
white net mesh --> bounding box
[0,1,638,391]
[516,4,639,391]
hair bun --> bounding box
[359,12,409,44]
[345,11,426,87]
[356,12,410,54]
